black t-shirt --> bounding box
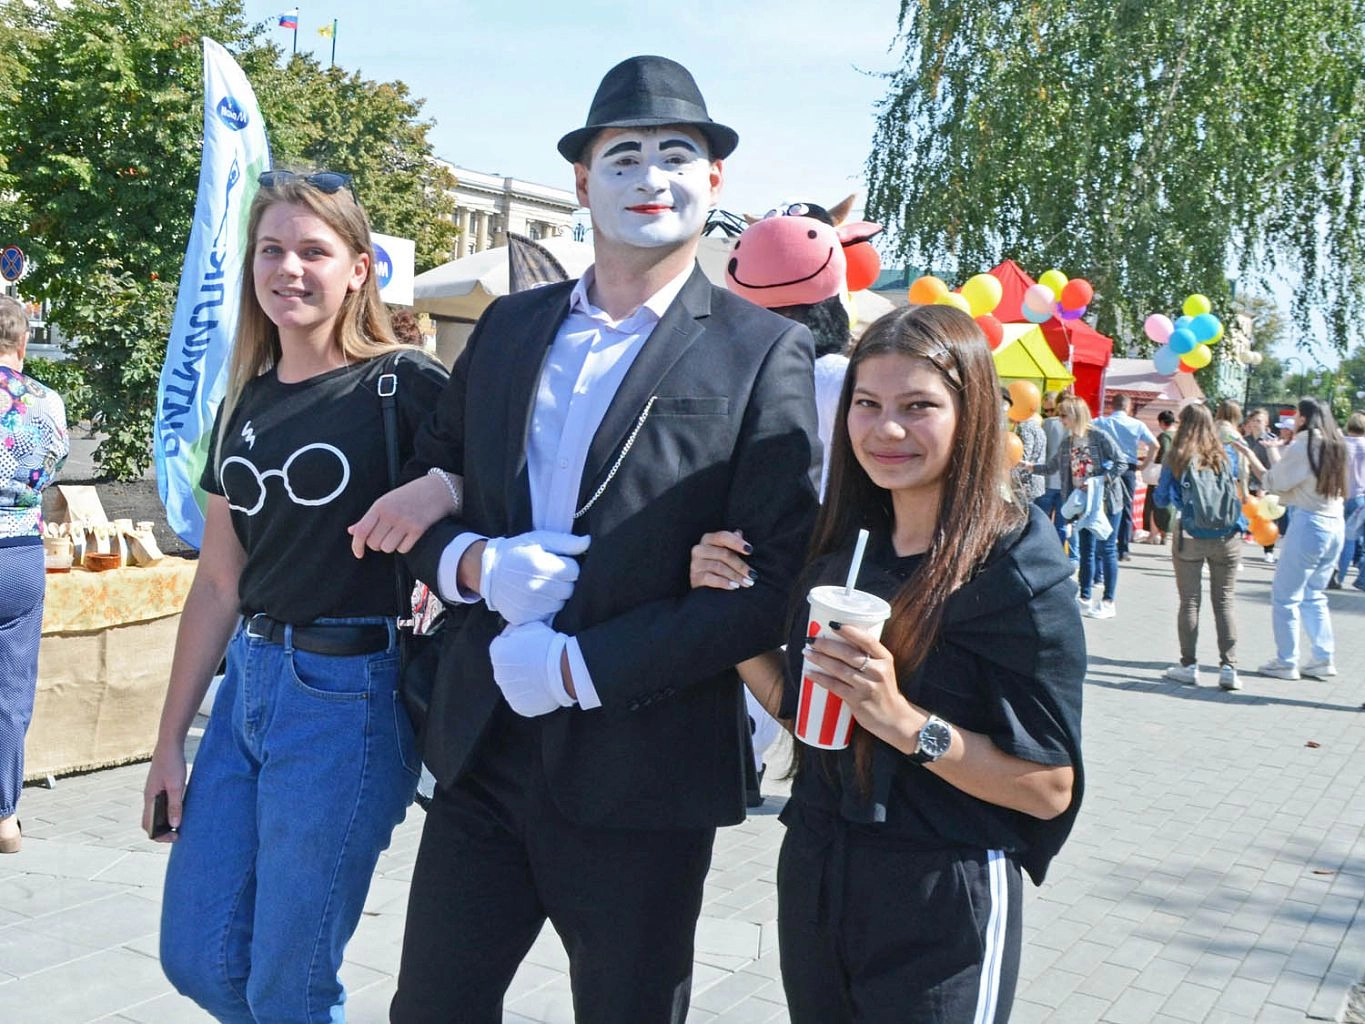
[201,350,448,623]
[779,508,1085,884]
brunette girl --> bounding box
[142,171,448,1022]
[690,304,1084,1023]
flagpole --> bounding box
[292,10,298,54]
[330,19,337,67]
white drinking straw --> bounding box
[844,528,870,595]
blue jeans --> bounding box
[1077,525,1118,602]
[1033,488,1069,550]
[1116,468,1136,557]
[1338,495,1365,583]
[1270,510,1345,664]
[161,620,418,1023]
[0,545,44,817]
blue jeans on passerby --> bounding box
[161,619,419,1023]
[1034,489,1069,551]
[1077,525,1118,602]
[1116,468,1136,558]
[1270,510,1345,665]
[1338,495,1364,584]
[0,545,44,818]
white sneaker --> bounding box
[1258,660,1300,680]
[1086,600,1116,620]
[1302,659,1337,679]
[1164,664,1199,685]
[1263,551,1277,564]
[1218,665,1242,691]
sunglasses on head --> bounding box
[258,170,356,198]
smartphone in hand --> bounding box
[148,791,176,840]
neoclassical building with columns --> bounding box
[440,160,581,256]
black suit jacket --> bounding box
[403,265,820,830]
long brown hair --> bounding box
[1165,404,1229,478]
[215,175,406,473]
[1297,398,1347,499]
[813,304,1026,779]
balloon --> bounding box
[1144,314,1174,344]
[1153,345,1182,375]
[1190,312,1221,343]
[938,291,972,314]
[1251,518,1280,547]
[1003,431,1024,467]
[961,273,1003,317]
[975,313,1004,350]
[1021,303,1051,324]
[1007,379,1041,419]
[1057,303,1086,321]
[1038,269,1068,296]
[1183,293,1212,317]
[1241,499,1261,520]
[1024,283,1055,313]
[1169,327,1198,355]
[908,275,949,304]
[1174,315,1194,331]
[845,241,881,292]
[1182,343,1213,369]
[1059,278,1093,310]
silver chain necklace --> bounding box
[573,396,658,520]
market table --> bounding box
[24,557,198,780]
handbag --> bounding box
[377,358,445,743]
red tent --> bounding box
[988,259,1113,415]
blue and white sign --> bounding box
[371,232,415,306]
[154,38,271,549]
[0,246,25,283]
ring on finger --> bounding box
[858,653,869,672]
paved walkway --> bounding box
[2,539,1363,1023]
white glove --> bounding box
[480,530,591,625]
[489,621,576,717]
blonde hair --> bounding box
[0,295,28,354]
[216,178,410,473]
[1058,395,1092,437]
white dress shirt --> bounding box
[437,264,694,709]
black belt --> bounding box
[244,613,392,657]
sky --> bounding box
[241,0,905,220]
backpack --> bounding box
[1178,461,1242,539]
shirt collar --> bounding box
[567,263,695,329]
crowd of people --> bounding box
[0,46,1357,1024]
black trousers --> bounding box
[777,808,1023,1024]
[389,709,716,1024]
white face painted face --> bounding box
[577,127,720,249]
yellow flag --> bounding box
[318,23,333,37]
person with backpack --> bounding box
[1257,398,1348,680]
[1152,404,1248,690]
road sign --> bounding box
[0,246,25,283]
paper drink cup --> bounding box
[795,586,893,749]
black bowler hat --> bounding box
[557,55,739,163]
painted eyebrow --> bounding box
[600,140,644,158]
[659,137,702,154]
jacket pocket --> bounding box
[651,396,729,417]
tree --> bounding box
[0,0,456,477]
[866,1,1365,354]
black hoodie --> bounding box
[780,504,1085,885]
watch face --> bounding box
[919,718,952,760]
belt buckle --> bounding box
[245,613,271,640]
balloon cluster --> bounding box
[1001,380,1042,468]
[1144,294,1231,375]
[1019,268,1093,325]
[908,273,1006,349]
[1242,493,1283,547]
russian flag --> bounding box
[278,10,298,29]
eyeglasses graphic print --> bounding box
[257,170,356,199]
[220,443,351,516]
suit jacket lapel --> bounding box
[503,285,573,533]
[575,265,712,512]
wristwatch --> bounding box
[910,715,953,764]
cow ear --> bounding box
[828,194,857,225]
[742,213,761,225]
[836,220,884,245]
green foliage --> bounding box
[868,1,1365,352]
[24,357,94,425]
[0,0,458,478]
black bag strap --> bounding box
[377,356,411,627]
